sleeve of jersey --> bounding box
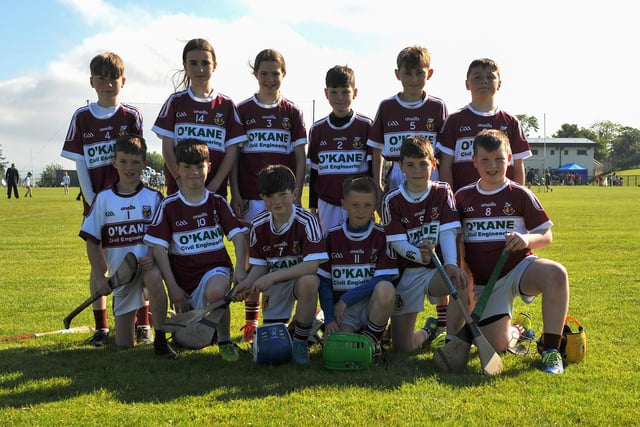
[301,213,329,262]
[248,227,268,267]
[60,112,83,161]
[224,103,248,147]
[436,116,456,157]
[218,196,249,239]
[151,96,176,139]
[318,275,336,324]
[291,107,307,147]
[78,193,103,243]
[143,203,171,249]
[366,106,384,150]
[523,191,552,232]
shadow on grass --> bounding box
[0,341,538,407]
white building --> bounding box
[524,137,598,178]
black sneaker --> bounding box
[136,326,153,345]
[154,334,178,360]
[85,329,109,347]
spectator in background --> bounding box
[6,163,19,199]
[62,171,71,195]
[23,172,33,198]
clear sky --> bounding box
[1,0,636,175]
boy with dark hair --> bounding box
[318,176,397,348]
[381,136,468,353]
[307,65,372,235]
[232,165,328,364]
[144,139,249,362]
[80,134,175,358]
[438,58,531,192]
[455,129,569,374]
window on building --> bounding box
[532,149,538,155]
[550,150,555,155]
[577,149,587,155]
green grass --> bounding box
[1,186,639,426]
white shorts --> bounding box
[318,199,347,236]
[341,298,371,331]
[475,255,537,322]
[189,266,232,310]
[112,278,145,317]
[261,279,296,321]
[392,267,438,316]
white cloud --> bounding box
[1,0,638,175]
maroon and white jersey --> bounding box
[455,180,552,283]
[382,181,460,272]
[308,113,372,205]
[152,88,246,196]
[367,93,447,162]
[144,190,248,294]
[318,221,398,296]
[80,183,162,277]
[249,206,328,272]
[437,104,532,191]
[236,95,307,200]
[61,103,143,214]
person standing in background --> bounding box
[6,163,19,199]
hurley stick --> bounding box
[430,249,503,376]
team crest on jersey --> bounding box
[262,296,270,311]
[212,210,220,224]
[214,113,225,126]
[282,117,292,130]
[142,205,152,218]
[430,207,440,220]
[292,240,301,255]
[119,125,128,136]
[500,126,508,134]
[502,202,516,216]
[370,248,379,263]
[352,137,363,149]
[426,118,435,131]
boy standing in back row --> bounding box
[438,58,531,192]
[308,65,372,235]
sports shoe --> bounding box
[219,342,240,362]
[421,316,438,346]
[430,331,448,350]
[291,339,310,365]
[240,321,257,344]
[136,326,153,345]
[85,329,109,347]
[362,331,387,366]
[154,335,178,360]
[541,349,564,374]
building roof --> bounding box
[528,137,597,146]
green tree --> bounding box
[610,127,640,170]
[516,114,540,137]
[39,163,63,187]
[146,151,164,173]
[552,123,582,138]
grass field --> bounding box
[1,185,639,426]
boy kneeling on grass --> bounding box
[144,139,249,362]
[79,134,175,358]
[455,129,570,374]
[232,165,328,364]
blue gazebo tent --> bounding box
[555,163,588,183]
